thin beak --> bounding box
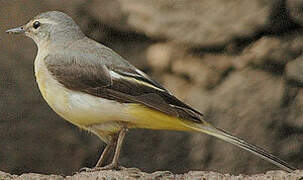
[6,26,25,34]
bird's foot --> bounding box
[79,165,142,174]
[97,163,122,171]
[79,167,94,172]
[80,163,123,172]
[72,167,94,175]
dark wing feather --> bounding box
[45,52,203,123]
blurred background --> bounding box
[0,0,303,176]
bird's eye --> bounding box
[33,21,41,29]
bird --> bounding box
[6,11,295,172]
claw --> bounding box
[95,163,123,171]
[79,167,94,172]
[80,164,124,172]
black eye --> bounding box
[33,21,40,29]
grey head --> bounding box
[6,11,85,47]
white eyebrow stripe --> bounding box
[109,70,165,92]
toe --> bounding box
[79,167,94,172]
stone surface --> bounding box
[239,36,303,69]
[284,89,303,129]
[118,0,274,47]
[1,170,303,180]
[81,0,130,31]
[146,43,174,72]
[287,0,303,25]
[286,56,303,84]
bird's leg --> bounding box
[98,128,127,170]
[110,127,127,167]
[89,128,127,171]
[79,141,114,172]
[95,142,114,167]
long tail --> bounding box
[181,121,296,173]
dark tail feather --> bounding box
[182,121,296,173]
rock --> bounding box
[286,0,303,25]
[80,0,131,31]
[286,56,303,84]
[161,73,191,99]
[243,37,289,66]
[284,89,303,128]
[201,54,235,89]
[241,37,294,67]
[170,54,234,89]
[171,57,210,85]
[235,35,303,72]
[1,170,303,180]
[118,0,275,47]
[146,43,173,71]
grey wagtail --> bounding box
[6,11,295,172]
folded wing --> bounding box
[45,47,204,123]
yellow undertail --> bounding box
[127,104,295,172]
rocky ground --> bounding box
[1,170,303,180]
[0,0,303,177]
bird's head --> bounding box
[6,11,84,47]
